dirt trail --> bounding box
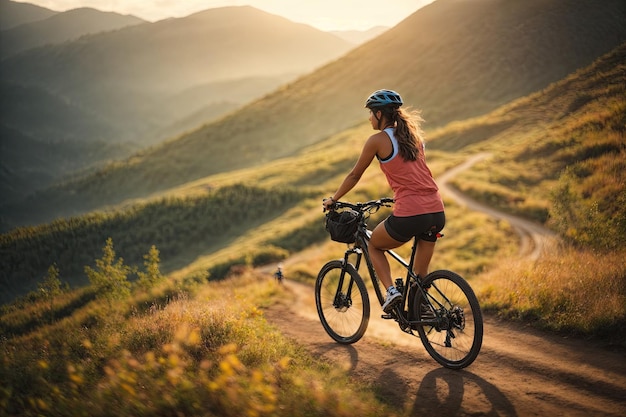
[437,153,559,260]
[264,154,626,416]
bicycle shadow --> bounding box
[408,368,518,417]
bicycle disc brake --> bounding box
[450,306,465,330]
[333,292,352,312]
[443,306,464,347]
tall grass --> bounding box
[0,271,395,417]
[475,246,626,347]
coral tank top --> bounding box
[378,128,444,217]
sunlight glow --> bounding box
[10,0,435,31]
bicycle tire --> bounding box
[414,270,483,369]
[315,260,370,344]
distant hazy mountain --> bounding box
[0,123,135,204]
[331,26,389,44]
[1,6,354,143]
[1,7,145,58]
[152,75,299,144]
[0,0,57,30]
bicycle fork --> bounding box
[332,248,363,310]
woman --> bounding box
[323,89,445,313]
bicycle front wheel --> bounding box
[415,270,483,369]
[315,260,370,344]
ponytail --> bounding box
[376,105,425,161]
[394,107,424,161]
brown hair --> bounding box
[378,106,425,161]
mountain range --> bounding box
[2,0,624,231]
[1,4,354,143]
[0,7,145,58]
[0,0,57,30]
[0,2,356,204]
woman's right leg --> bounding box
[414,239,436,278]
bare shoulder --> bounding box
[364,130,392,156]
[366,130,389,145]
[371,130,389,140]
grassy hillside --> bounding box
[421,43,625,338]
[0,271,396,416]
[6,0,624,229]
[0,184,313,304]
[429,42,626,250]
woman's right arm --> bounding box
[324,134,381,206]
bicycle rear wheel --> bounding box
[315,260,370,344]
[414,270,483,369]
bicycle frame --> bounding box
[340,221,439,328]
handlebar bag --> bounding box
[325,210,359,243]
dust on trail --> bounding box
[263,154,626,416]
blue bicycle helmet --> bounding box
[364,89,403,108]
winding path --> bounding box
[437,153,558,260]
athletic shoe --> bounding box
[382,286,402,313]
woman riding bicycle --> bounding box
[323,89,445,313]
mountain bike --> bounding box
[316,198,483,369]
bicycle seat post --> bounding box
[407,237,419,282]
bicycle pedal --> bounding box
[400,325,415,335]
[381,314,394,320]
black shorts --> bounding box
[384,211,445,243]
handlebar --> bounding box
[326,197,394,213]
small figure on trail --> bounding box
[274,264,284,284]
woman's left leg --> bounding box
[369,220,403,290]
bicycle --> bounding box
[316,198,483,369]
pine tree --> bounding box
[85,238,131,307]
[136,245,164,289]
[39,264,62,321]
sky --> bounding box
[12,0,435,31]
